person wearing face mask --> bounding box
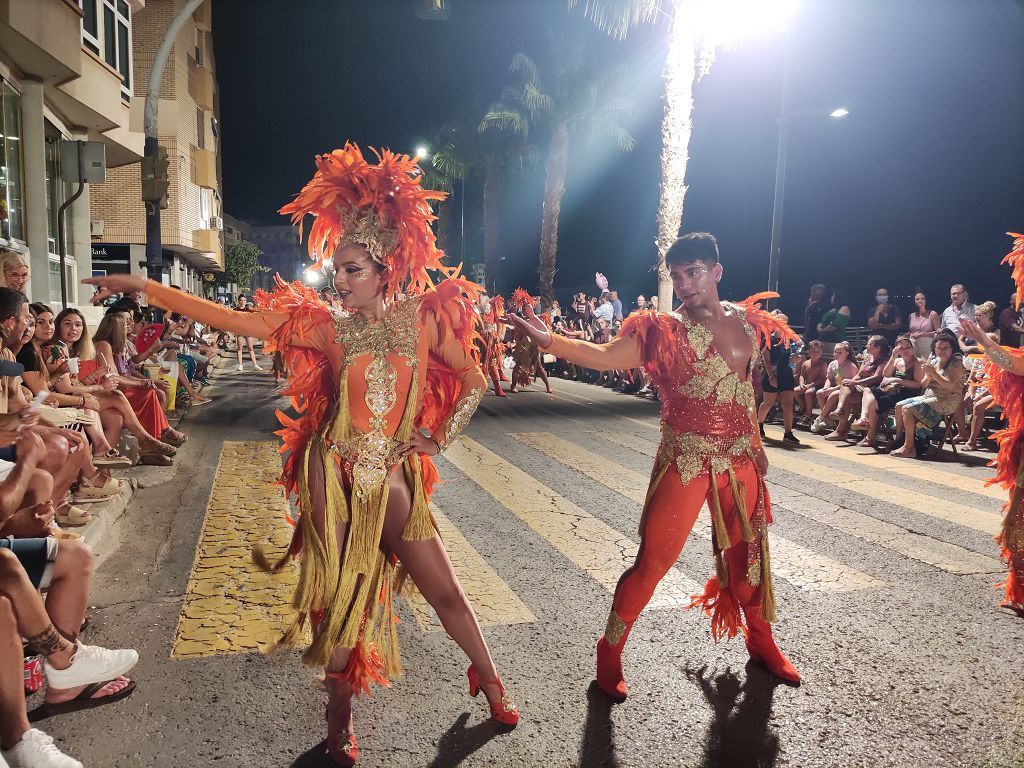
[867,288,904,347]
[508,232,803,699]
[85,143,518,765]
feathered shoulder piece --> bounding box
[255,277,337,508]
[619,310,680,371]
[733,292,801,349]
[418,268,484,435]
[278,142,446,300]
[539,312,552,329]
[984,346,1024,490]
[509,288,538,311]
[1001,232,1024,303]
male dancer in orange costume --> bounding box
[509,232,801,698]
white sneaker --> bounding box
[810,418,825,434]
[236,364,244,372]
[1,729,82,768]
[252,364,264,371]
[44,641,138,690]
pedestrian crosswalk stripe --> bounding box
[172,441,302,660]
[443,438,702,607]
[591,427,1002,536]
[767,485,1004,575]
[764,452,1001,536]
[404,504,537,631]
[513,432,882,593]
[785,435,1006,502]
[592,430,1003,576]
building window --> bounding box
[80,0,100,54]
[98,1,132,103]
[44,125,74,258]
[0,83,24,242]
[196,108,205,150]
[47,260,75,306]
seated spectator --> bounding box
[126,311,211,407]
[817,290,851,356]
[794,340,828,425]
[0,250,28,294]
[866,288,904,346]
[908,291,941,359]
[940,284,976,335]
[997,291,1023,348]
[648,296,659,312]
[0,292,120,527]
[20,304,130,469]
[635,294,648,312]
[0,540,138,767]
[958,300,998,355]
[0,408,52,527]
[757,319,800,444]
[892,329,968,458]
[961,355,995,452]
[825,335,890,441]
[849,334,924,447]
[811,342,859,433]
[55,309,178,466]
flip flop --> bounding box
[35,679,136,718]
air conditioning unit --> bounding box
[208,216,223,230]
[90,219,104,237]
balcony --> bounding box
[0,0,81,85]
[192,0,211,31]
[191,146,216,189]
[187,59,214,111]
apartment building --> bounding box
[0,0,145,306]
[90,0,222,297]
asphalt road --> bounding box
[39,364,1024,768]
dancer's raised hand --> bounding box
[83,274,147,304]
[505,305,552,349]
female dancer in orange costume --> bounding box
[959,232,1024,617]
[509,232,801,699]
[480,294,508,397]
[508,288,552,394]
[86,144,518,766]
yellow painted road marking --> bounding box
[789,437,1006,502]
[405,503,536,631]
[516,432,882,593]
[593,430,1002,576]
[173,441,300,659]
[765,452,1001,535]
[444,438,701,607]
[767,485,1003,575]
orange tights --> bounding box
[612,461,762,626]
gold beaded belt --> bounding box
[327,432,403,497]
[658,424,754,485]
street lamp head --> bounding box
[829,108,850,118]
[303,269,320,285]
[415,146,429,160]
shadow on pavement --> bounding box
[289,740,333,767]
[578,681,622,768]
[427,711,509,767]
[687,663,780,768]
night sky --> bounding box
[212,0,1024,321]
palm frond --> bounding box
[510,52,541,85]
[522,82,555,118]
[567,0,665,38]
[479,106,531,139]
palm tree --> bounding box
[418,144,455,255]
[481,43,634,309]
[431,106,534,294]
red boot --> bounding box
[743,606,800,685]
[595,611,632,702]
[324,671,359,766]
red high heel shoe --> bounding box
[744,608,801,685]
[467,666,519,727]
[324,672,359,766]
[595,637,629,702]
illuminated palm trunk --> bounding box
[538,120,570,309]
[656,11,697,311]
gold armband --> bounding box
[985,345,1014,371]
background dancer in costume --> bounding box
[86,143,518,766]
[507,288,552,394]
[958,232,1024,616]
[508,232,801,701]
[479,295,507,397]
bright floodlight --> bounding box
[303,270,320,284]
[690,0,800,53]
[830,108,849,118]
[415,145,429,159]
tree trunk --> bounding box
[655,15,696,312]
[483,157,502,295]
[435,199,451,257]
[537,121,570,310]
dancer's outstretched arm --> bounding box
[505,305,642,372]
[85,274,325,346]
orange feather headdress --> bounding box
[509,288,538,312]
[1002,232,1024,308]
[278,142,447,298]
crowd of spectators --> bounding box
[534,278,1014,460]
[0,249,254,767]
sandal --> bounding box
[37,678,136,718]
[324,671,359,766]
[140,438,176,457]
[55,502,93,527]
[73,473,122,504]
[93,449,132,469]
[161,428,187,447]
